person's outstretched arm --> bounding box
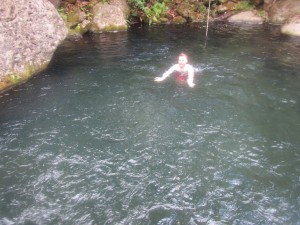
[187,65,195,88]
[155,65,176,82]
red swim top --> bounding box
[176,71,188,82]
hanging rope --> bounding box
[205,0,211,37]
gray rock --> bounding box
[227,11,264,24]
[281,15,300,36]
[267,0,300,24]
[0,0,67,91]
[91,0,129,32]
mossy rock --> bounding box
[176,1,197,18]
[172,16,187,24]
[0,62,49,93]
[67,9,87,27]
[0,81,8,91]
[74,20,92,34]
[190,12,205,22]
[160,17,169,23]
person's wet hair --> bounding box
[179,52,188,60]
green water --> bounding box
[0,23,300,225]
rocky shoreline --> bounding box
[0,0,299,93]
[53,0,300,36]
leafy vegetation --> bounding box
[128,0,168,24]
[197,3,208,15]
[234,0,254,11]
[145,2,168,24]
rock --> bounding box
[267,0,300,24]
[176,2,195,18]
[217,5,229,14]
[227,11,264,24]
[281,15,300,36]
[190,12,205,22]
[48,0,61,8]
[79,19,92,33]
[264,0,277,12]
[91,0,129,32]
[0,0,68,92]
[66,7,87,28]
[110,0,129,14]
[223,1,237,11]
[175,1,206,22]
[172,16,187,24]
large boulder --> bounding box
[91,0,129,32]
[267,0,300,24]
[0,0,68,92]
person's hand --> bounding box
[188,82,195,88]
[154,77,164,82]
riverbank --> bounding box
[56,0,300,34]
[57,0,266,34]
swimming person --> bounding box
[154,53,195,88]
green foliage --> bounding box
[234,0,254,11]
[257,9,266,18]
[152,2,167,18]
[147,2,168,24]
[128,0,146,11]
[58,7,68,21]
[75,23,82,32]
[128,0,168,24]
[197,3,208,15]
[57,7,65,13]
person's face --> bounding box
[178,56,187,68]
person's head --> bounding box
[178,53,188,69]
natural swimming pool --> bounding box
[0,23,300,224]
